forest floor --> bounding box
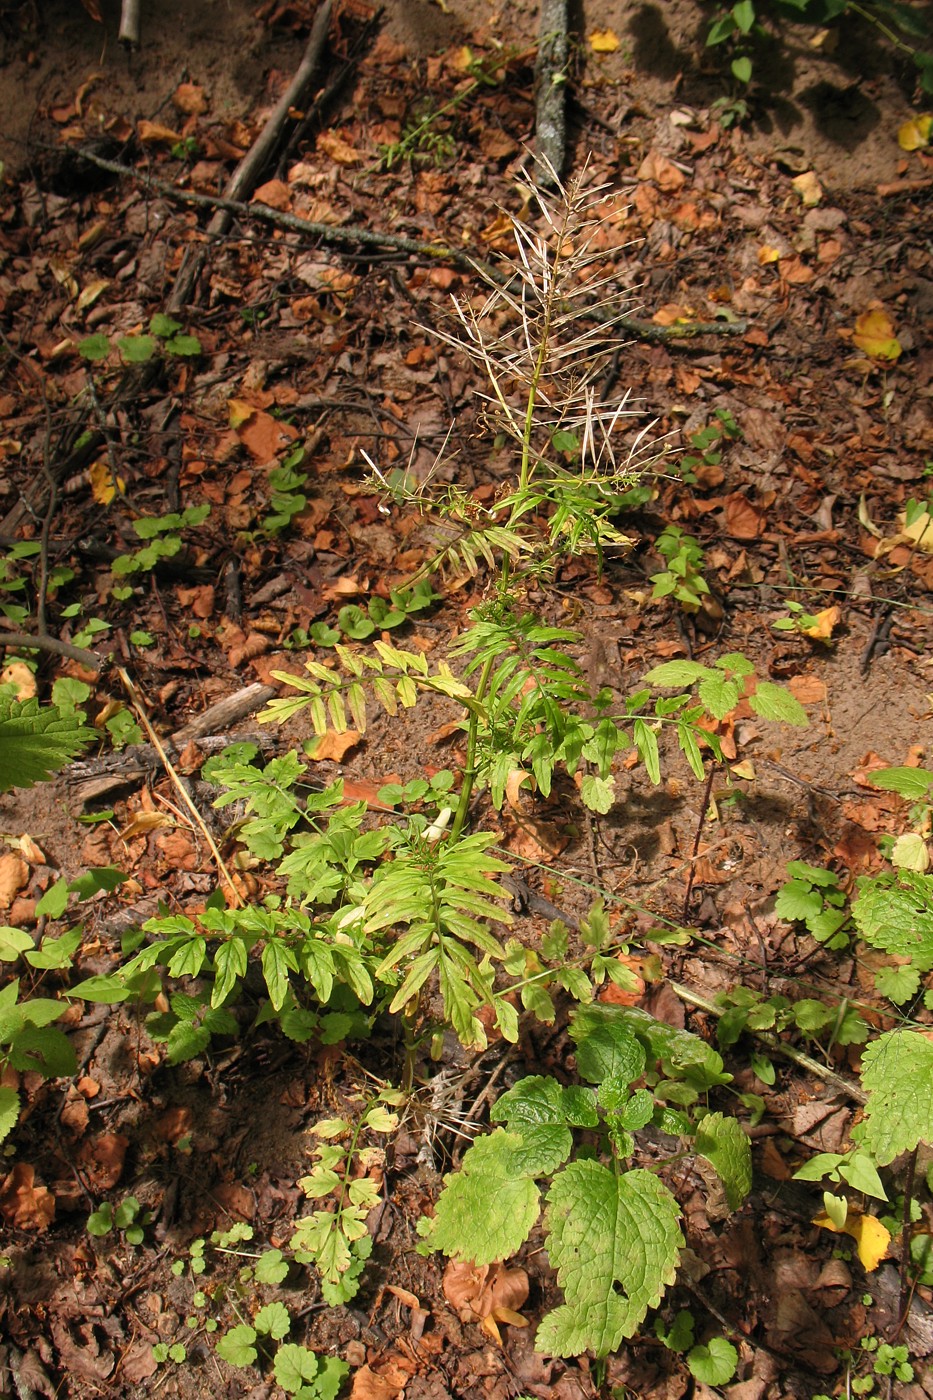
[1,0,932,1398]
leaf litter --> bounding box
[0,0,931,1396]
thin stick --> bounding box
[116,667,242,907]
[670,980,868,1104]
[683,761,717,922]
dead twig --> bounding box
[71,147,749,343]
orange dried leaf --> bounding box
[316,129,362,165]
[137,119,184,146]
[802,605,841,641]
[305,731,362,762]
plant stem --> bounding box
[450,651,496,842]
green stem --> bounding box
[449,651,497,842]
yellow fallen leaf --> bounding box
[892,832,930,872]
[0,661,36,699]
[813,1210,891,1271]
[802,604,840,641]
[227,397,255,429]
[897,114,932,151]
[758,245,782,264]
[119,811,175,840]
[590,28,620,52]
[89,457,125,505]
[791,170,823,206]
[852,308,902,362]
[900,507,933,552]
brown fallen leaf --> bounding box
[443,1259,530,1342]
[77,1133,129,1191]
[0,1162,56,1230]
[0,852,28,909]
[305,730,363,762]
[349,1356,414,1400]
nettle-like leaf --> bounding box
[859,1029,933,1165]
[430,1129,543,1264]
[491,1075,594,1172]
[0,1084,20,1145]
[0,697,92,792]
[572,1003,731,1092]
[852,872,933,971]
[537,1162,682,1357]
[868,766,933,801]
[694,1111,752,1211]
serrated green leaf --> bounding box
[215,1324,257,1367]
[874,962,921,1004]
[580,773,614,813]
[274,1344,319,1394]
[868,767,933,800]
[860,1030,933,1164]
[695,1111,752,1211]
[255,1248,289,1284]
[643,661,709,688]
[0,1084,20,1144]
[569,1005,645,1086]
[852,873,933,970]
[774,880,823,924]
[537,1162,682,1357]
[698,674,740,720]
[117,334,157,363]
[0,698,92,792]
[255,1301,291,1339]
[431,1130,541,1263]
[748,682,807,726]
[77,333,112,361]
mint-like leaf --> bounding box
[537,1162,682,1357]
[852,873,933,971]
[694,1111,752,1211]
[868,766,933,800]
[748,681,807,725]
[431,1130,541,1263]
[569,1005,646,1086]
[860,1030,933,1165]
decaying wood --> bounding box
[535,0,568,183]
[172,682,276,744]
[119,0,140,46]
[168,0,334,313]
[67,683,278,801]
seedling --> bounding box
[650,526,712,614]
[87,1195,152,1245]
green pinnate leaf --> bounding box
[431,1129,541,1264]
[774,879,822,924]
[694,1111,752,1211]
[643,660,710,688]
[536,1162,682,1357]
[698,674,740,720]
[860,1030,933,1165]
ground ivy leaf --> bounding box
[431,1130,541,1264]
[860,1030,933,1165]
[694,1111,752,1211]
[274,1343,319,1393]
[215,1324,257,1367]
[688,1336,738,1385]
[537,1161,682,1357]
[255,1301,291,1339]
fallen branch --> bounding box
[169,0,334,312]
[535,0,569,183]
[0,630,101,669]
[74,147,748,341]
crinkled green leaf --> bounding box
[860,1029,933,1164]
[695,1111,752,1211]
[569,1005,646,1086]
[536,1162,682,1357]
[0,698,92,792]
[575,1004,730,1091]
[431,1129,541,1263]
[853,872,933,971]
